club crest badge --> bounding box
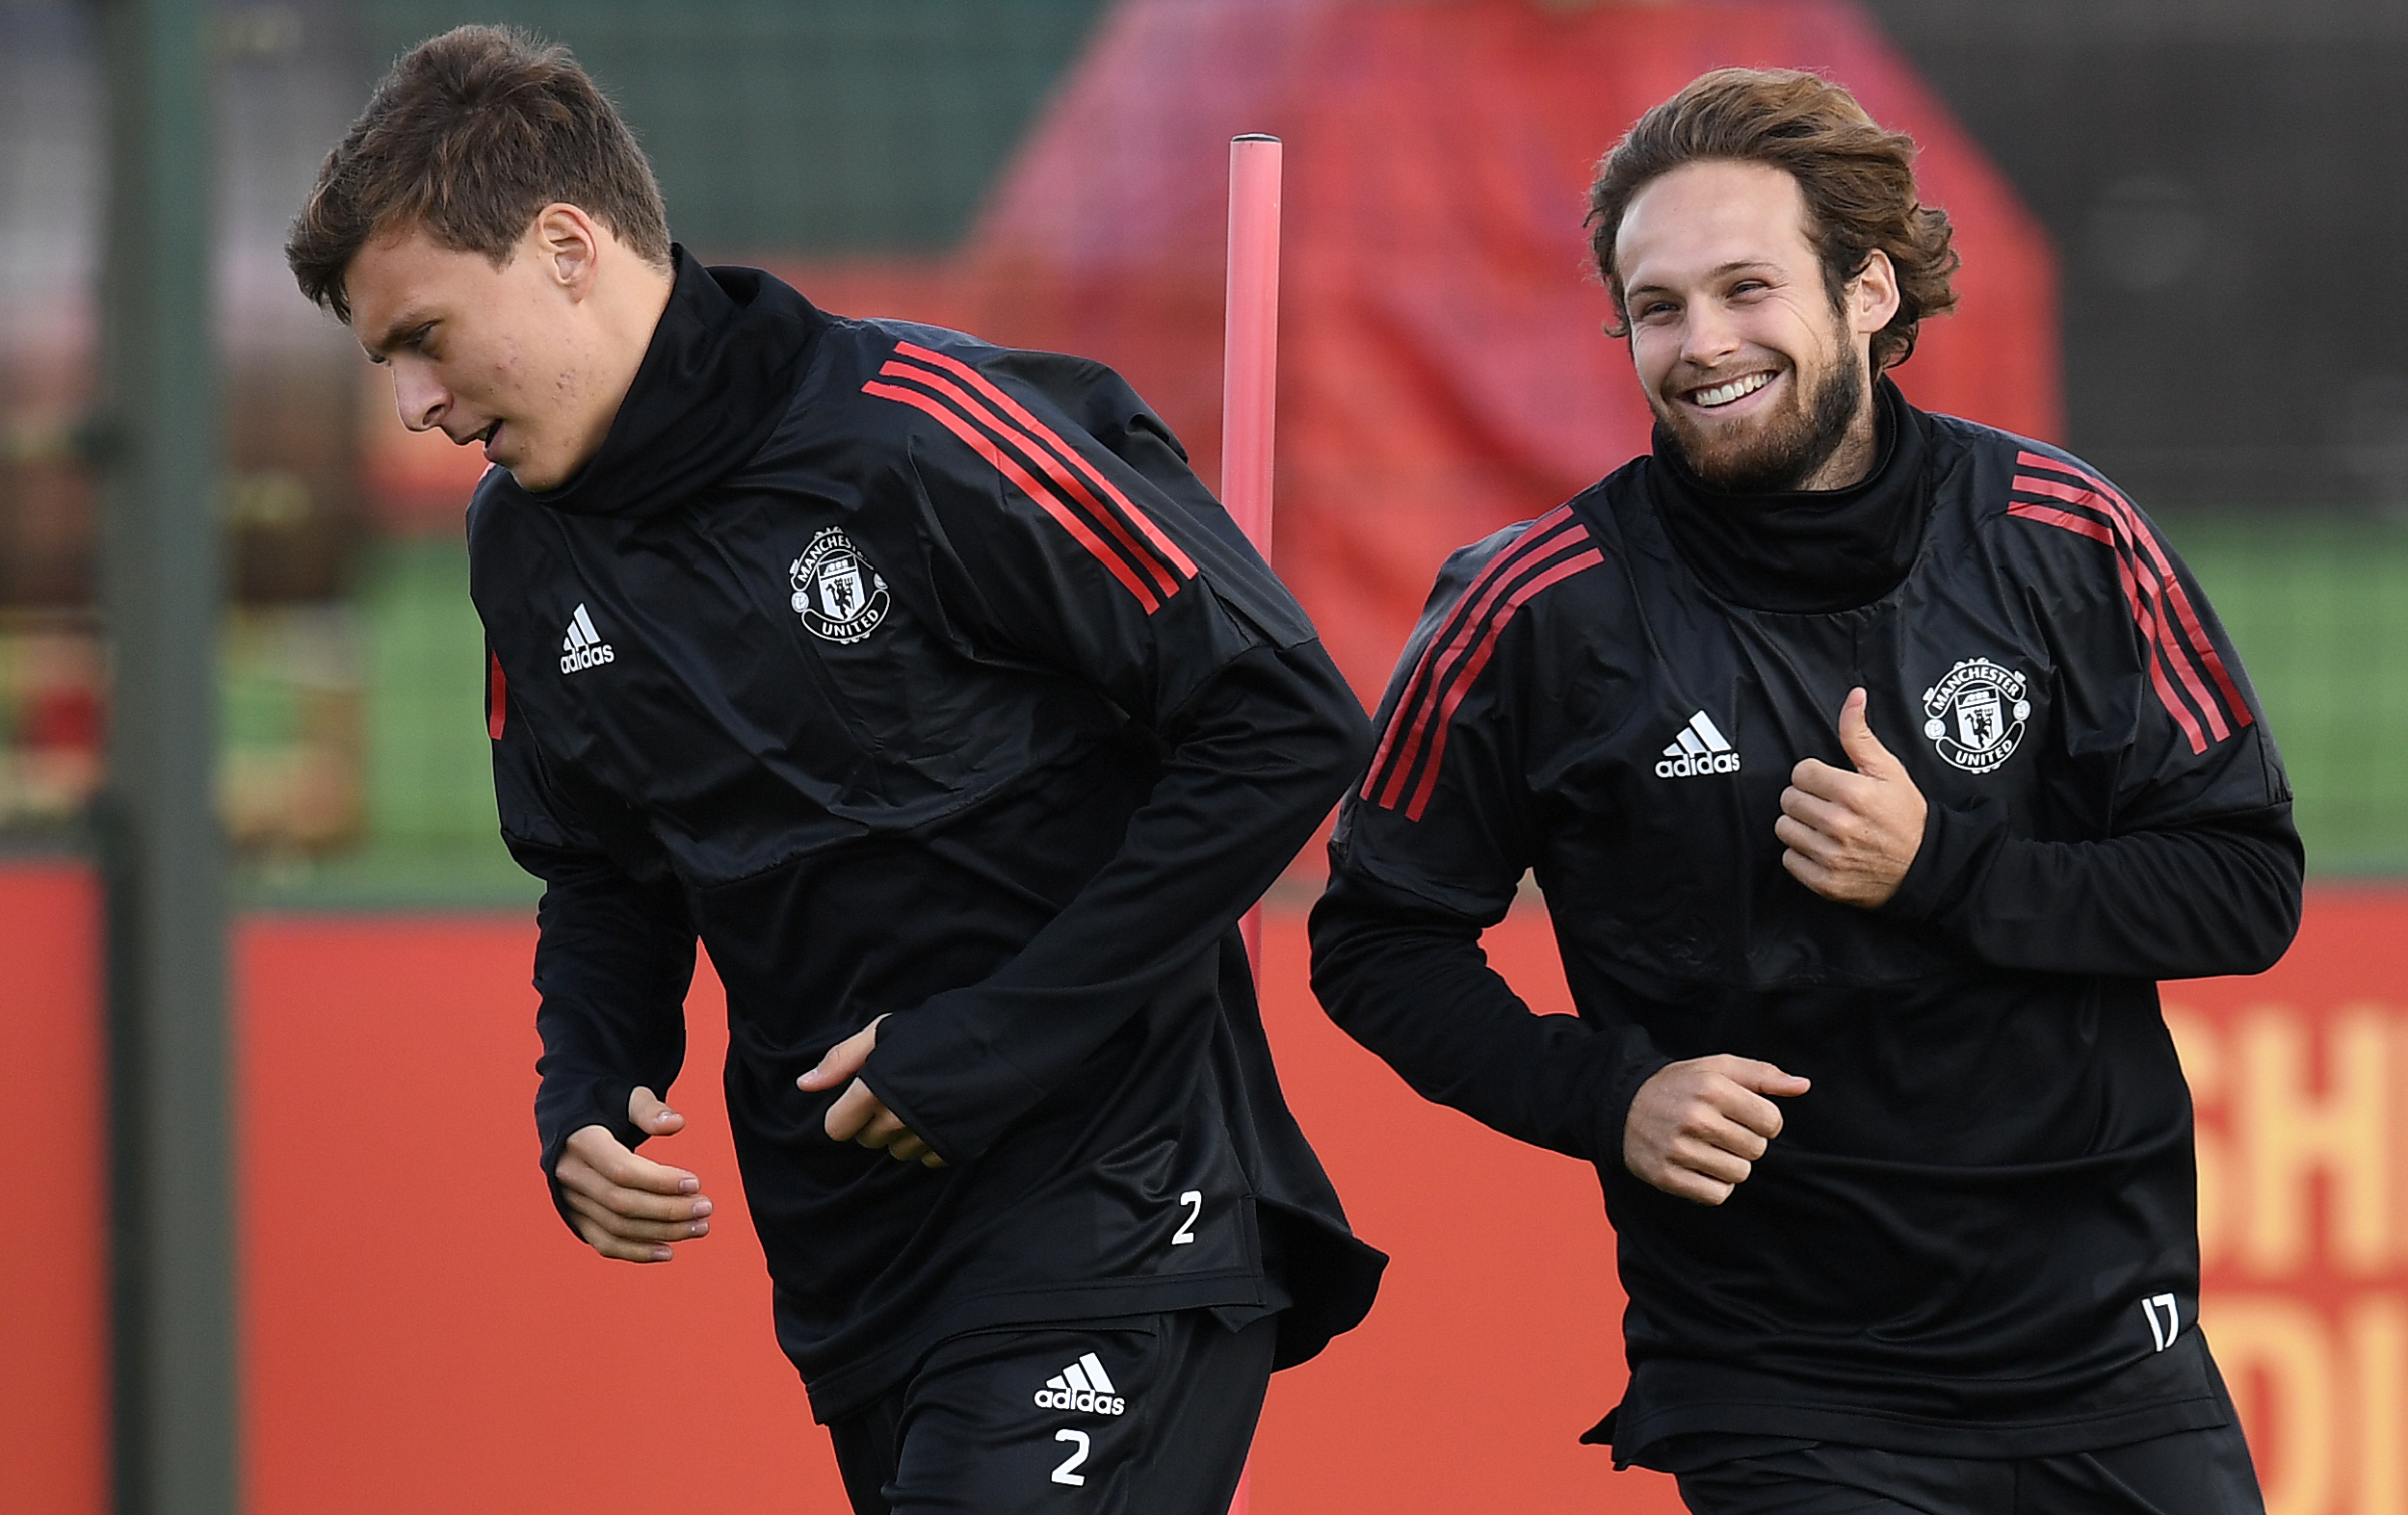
[789,527,890,644]
[1922,659,2031,773]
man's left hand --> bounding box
[799,1016,947,1167]
[1776,688,1927,908]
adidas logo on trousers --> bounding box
[1033,1351,1126,1416]
[1657,710,1741,777]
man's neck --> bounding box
[559,258,678,481]
[1789,376,1884,493]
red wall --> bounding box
[7,871,2405,1514]
[0,867,107,1515]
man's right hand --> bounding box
[554,1085,715,1263]
[1623,1056,1810,1206]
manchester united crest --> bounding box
[790,527,891,644]
[1922,658,2031,773]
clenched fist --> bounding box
[1624,1055,1811,1205]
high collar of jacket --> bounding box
[495,245,824,520]
[1646,377,1930,614]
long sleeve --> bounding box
[865,640,1366,1164]
[1885,798,2301,979]
[1887,486,2304,979]
[521,847,697,1179]
[487,647,698,1226]
[1310,528,1667,1166]
[851,345,1371,1164]
[1309,871,1666,1165]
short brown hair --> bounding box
[286,25,670,322]
[1585,67,1958,372]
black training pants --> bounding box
[826,1310,1277,1515]
[1673,1420,2268,1515]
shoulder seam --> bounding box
[859,339,1196,613]
[2002,449,2251,754]
[1362,505,1605,820]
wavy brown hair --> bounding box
[287,25,669,323]
[1584,67,1959,372]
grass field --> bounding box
[2165,511,2408,875]
[232,513,2408,906]
[237,538,533,909]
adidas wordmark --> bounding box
[560,603,615,674]
[1033,1351,1126,1417]
[1656,710,1740,778]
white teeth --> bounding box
[1691,372,1772,408]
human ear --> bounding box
[531,202,605,299]
[1849,248,1901,337]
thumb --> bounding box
[1729,1059,1812,1099]
[628,1085,685,1135]
[1836,688,1899,777]
[798,1015,888,1091]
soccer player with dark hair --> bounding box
[289,26,1382,1514]
[1311,66,2298,1514]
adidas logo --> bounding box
[1655,710,1741,778]
[559,603,615,674]
[1032,1351,1127,1417]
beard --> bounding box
[1655,337,1866,494]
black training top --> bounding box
[1310,382,2301,1464]
[470,249,1385,1421]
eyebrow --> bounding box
[361,310,431,361]
[1624,259,1784,299]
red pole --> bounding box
[1220,132,1281,1515]
[1221,134,1282,551]
[1222,133,1282,984]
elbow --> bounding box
[2235,872,2305,977]
[2241,828,2308,974]
[1306,885,1394,1036]
[1304,899,1361,1029]
[1300,641,1375,785]
[1280,642,1375,813]
[2202,849,2305,979]
[1335,700,1375,789]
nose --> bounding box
[390,361,448,433]
[1679,300,1742,370]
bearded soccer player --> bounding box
[288,27,1383,1515]
[1311,68,2298,1514]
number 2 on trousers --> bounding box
[1172,1189,1203,1245]
[1052,1428,1089,1486]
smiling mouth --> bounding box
[1687,371,1775,409]
[458,420,500,453]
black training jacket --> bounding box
[1311,389,2301,1464]
[470,249,1384,1421]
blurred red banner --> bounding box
[12,878,2395,1514]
